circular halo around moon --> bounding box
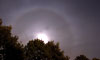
[14,8,73,44]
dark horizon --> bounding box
[0,0,100,59]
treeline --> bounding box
[0,19,99,60]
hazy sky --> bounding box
[0,0,100,59]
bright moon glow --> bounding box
[37,33,49,43]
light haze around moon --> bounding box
[0,0,100,59]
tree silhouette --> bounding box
[25,39,69,60]
[46,41,69,60]
[75,55,89,60]
[25,39,50,60]
[0,19,69,60]
[0,19,24,60]
[92,58,100,60]
[0,19,100,60]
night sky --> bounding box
[0,0,100,59]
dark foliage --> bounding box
[25,39,69,60]
[0,19,24,60]
[75,55,89,60]
[92,58,100,60]
[0,19,99,60]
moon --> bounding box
[36,33,49,43]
